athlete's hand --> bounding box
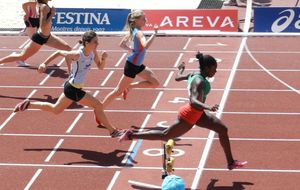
[153,24,159,34]
[23,14,29,21]
[101,51,108,60]
[50,7,56,16]
[38,63,47,73]
[177,62,185,70]
[210,104,219,112]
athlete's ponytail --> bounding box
[196,52,217,71]
[79,30,97,47]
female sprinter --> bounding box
[13,31,123,137]
[0,0,71,65]
[119,52,247,170]
[18,0,39,66]
[102,10,160,107]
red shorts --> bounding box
[178,104,203,125]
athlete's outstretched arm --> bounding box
[175,62,191,81]
[37,50,79,73]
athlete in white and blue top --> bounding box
[103,10,160,107]
[68,47,94,88]
[14,31,124,138]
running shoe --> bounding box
[228,160,247,170]
[110,129,126,138]
[17,61,30,67]
[118,129,133,142]
[14,99,30,112]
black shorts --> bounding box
[63,81,86,102]
[25,17,39,28]
[31,32,50,45]
[124,61,146,78]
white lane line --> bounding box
[204,168,300,173]
[121,141,137,164]
[183,37,192,50]
[163,71,174,87]
[24,169,43,190]
[66,113,83,133]
[1,48,300,54]
[245,44,300,95]
[0,113,16,131]
[0,85,298,92]
[107,171,121,190]
[2,162,300,173]
[39,70,55,86]
[121,114,152,164]
[2,132,300,142]
[115,53,127,67]
[44,139,64,162]
[100,71,114,86]
[151,91,164,109]
[19,39,31,49]
[173,53,183,68]
[0,89,37,130]
[1,107,299,115]
[1,66,299,72]
[191,1,253,187]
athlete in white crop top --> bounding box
[13,31,124,138]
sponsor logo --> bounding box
[271,9,300,32]
[143,10,238,32]
[56,12,111,25]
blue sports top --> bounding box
[127,28,146,66]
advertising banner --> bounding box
[254,7,300,32]
[143,10,238,32]
[52,8,130,32]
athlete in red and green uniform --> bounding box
[119,52,247,170]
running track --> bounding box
[0,33,300,189]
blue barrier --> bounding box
[254,7,300,32]
[52,8,130,32]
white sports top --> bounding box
[68,48,94,88]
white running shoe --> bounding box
[17,61,30,67]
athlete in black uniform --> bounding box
[0,0,71,65]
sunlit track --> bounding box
[1,33,300,190]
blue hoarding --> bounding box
[52,8,130,32]
[254,7,300,32]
